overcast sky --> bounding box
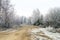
[11,0,60,17]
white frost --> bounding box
[30,28,60,40]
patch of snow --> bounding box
[30,28,60,40]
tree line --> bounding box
[0,0,60,29]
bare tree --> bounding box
[31,9,43,26]
[0,0,14,28]
[45,8,60,28]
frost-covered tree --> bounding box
[45,8,60,28]
[32,9,43,26]
[0,0,14,28]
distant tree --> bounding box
[19,16,27,24]
[45,8,60,28]
[32,9,43,26]
[28,17,32,24]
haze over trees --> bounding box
[0,0,60,30]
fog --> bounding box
[11,0,60,17]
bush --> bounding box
[33,19,43,26]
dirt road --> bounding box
[0,25,38,40]
[0,25,60,40]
